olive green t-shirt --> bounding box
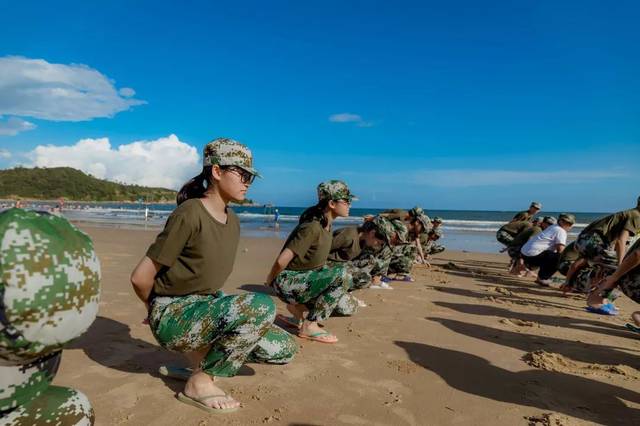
[147,199,240,296]
[500,220,532,236]
[510,225,541,248]
[511,211,532,222]
[328,226,362,262]
[284,220,332,271]
[582,208,640,243]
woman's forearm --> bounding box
[131,256,160,305]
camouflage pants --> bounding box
[496,229,515,246]
[0,352,94,425]
[619,271,640,304]
[149,292,297,378]
[328,260,374,316]
[272,264,354,321]
[388,244,417,275]
[359,245,391,278]
[564,266,597,293]
[423,241,445,256]
[575,232,609,260]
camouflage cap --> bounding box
[317,180,357,202]
[431,228,443,238]
[532,217,542,224]
[390,218,409,243]
[432,216,443,224]
[530,201,542,209]
[408,207,431,231]
[0,208,101,364]
[543,216,557,225]
[408,206,425,217]
[371,215,395,245]
[558,213,576,225]
[202,137,260,176]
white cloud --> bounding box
[329,112,374,127]
[0,116,36,136]
[26,134,199,189]
[0,56,145,122]
[0,148,11,159]
[408,169,628,187]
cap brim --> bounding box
[238,166,262,178]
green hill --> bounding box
[0,167,177,202]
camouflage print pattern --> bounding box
[388,244,417,275]
[408,207,432,234]
[0,352,94,425]
[423,240,445,255]
[0,208,99,425]
[563,266,597,294]
[149,292,296,378]
[575,232,610,261]
[619,270,640,303]
[316,180,357,202]
[202,137,260,176]
[390,219,409,243]
[0,209,101,363]
[272,264,353,321]
[496,229,514,246]
[364,244,394,277]
[371,216,396,245]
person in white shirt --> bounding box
[520,213,576,286]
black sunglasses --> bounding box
[222,166,256,185]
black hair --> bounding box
[299,199,330,227]
[176,166,213,206]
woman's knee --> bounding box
[244,292,276,323]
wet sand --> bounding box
[55,226,640,426]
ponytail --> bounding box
[299,199,330,227]
[176,166,213,205]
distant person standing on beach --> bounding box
[520,213,575,286]
[274,208,280,229]
[509,201,542,223]
[266,180,357,343]
[130,138,296,413]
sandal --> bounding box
[585,304,619,316]
[625,323,640,334]
[176,392,240,413]
[297,330,338,344]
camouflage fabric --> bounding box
[575,232,610,260]
[388,244,417,275]
[0,209,101,363]
[423,240,445,256]
[316,180,357,202]
[432,217,443,224]
[0,352,94,425]
[363,244,394,277]
[149,292,296,378]
[371,216,395,245]
[496,229,514,246]
[619,269,640,303]
[390,219,409,243]
[408,207,432,234]
[563,266,598,294]
[202,137,260,176]
[272,264,353,321]
[0,208,99,425]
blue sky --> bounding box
[0,1,638,211]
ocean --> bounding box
[2,201,611,254]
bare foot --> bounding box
[184,371,240,410]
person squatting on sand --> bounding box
[508,216,555,275]
[0,209,100,425]
[130,138,297,413]
[565,197,640,290]
[327,215,396,312]
[265,180,356,344]
[519,213,576,287]
[495,201,542,247]
[587,237,640,331]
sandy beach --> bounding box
[54,225,640,426]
